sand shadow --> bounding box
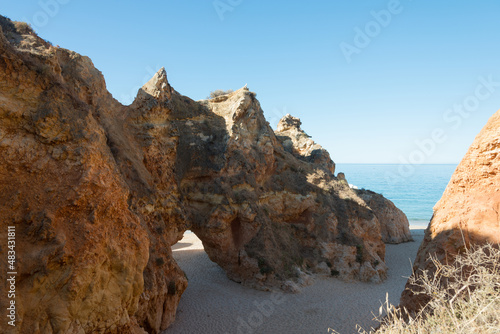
[172,242,193,251]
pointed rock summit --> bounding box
[135,67,172,102]
[275,113,335,174]
[277,114,302,132]
[0,15,412,334]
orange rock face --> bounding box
[400,109,500,313]
[355,189,413,244]
[0,18,186,334]
[0,16,410,333]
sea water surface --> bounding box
[336,164,458,228]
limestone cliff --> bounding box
[355,189,412,244]
[186,90,389,289]
[0,16,410,334]
[0,17,186,334]
[275,115,412,244]
[275,114,336,174]
[400,109,500,313]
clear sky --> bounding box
[3,1,500,163]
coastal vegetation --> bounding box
[207,89,234,99]
[358,244,500,333]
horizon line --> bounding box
[336,162,459,165]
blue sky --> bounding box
[3,1,500,163]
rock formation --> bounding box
[0,16,410,334]
[400,109,500,313]
[0,17,186,334]
[355,189,413,244]
[275,115,412,244]
[275,114,336,174]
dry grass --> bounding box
[207,89,233,99]
[352,243,500,334]
[14,21,35,35]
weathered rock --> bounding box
[187,91,394,286]
[276,114,336,174]
[400,109,500,314]
[356,189,413,244]
[0,17,186,334]
[275,116,411,244]
[0,18,152,334]
[0,15,410,334]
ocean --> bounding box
[335,164,458,228]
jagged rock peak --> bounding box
[277,114,302,132]
[275,114,335,174]
[135,67,172,101]
[0,15,413,333]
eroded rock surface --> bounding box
[186,91,390,288]
[355,189,413,244]
[0,16,410,334]
[276,114,335,174]
[400,109,500,313]
[0,17,186,334]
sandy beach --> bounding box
[164,228,425,334]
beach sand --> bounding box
[164,228,425,334]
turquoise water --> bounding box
[336,164,458,228]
